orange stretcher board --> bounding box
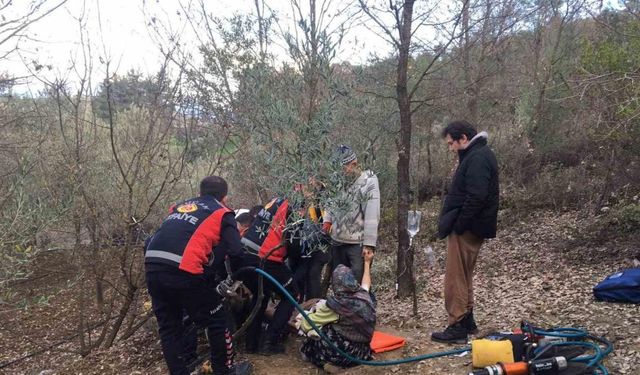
[370,331,406,353]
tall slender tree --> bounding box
[358,0,463,297]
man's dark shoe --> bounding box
[462,310,478,334]
[431,322,468,344]
[259,340,285,356]
[228,361,253,375]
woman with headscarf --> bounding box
[297,249,376,369]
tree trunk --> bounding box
[395,0,415,298]
[103,285,136,348]
[461,0,478,122]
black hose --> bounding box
[230,244,282,340]
[195,245,282,368]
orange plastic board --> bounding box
[370,331,406,353]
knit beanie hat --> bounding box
[337,144,357,165]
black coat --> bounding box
[438,135,499,239]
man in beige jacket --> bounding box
[323,145,380,282]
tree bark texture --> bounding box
[395,0,415,298]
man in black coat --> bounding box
[431,120,499,344]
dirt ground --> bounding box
[1,209,639,374]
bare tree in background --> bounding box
[457,0,521,124]
[358,0,463,300]
[6,4,194,355]
[525,0,587,148]
[0,0,69,295]
[0,0,67,56]
[0,0,67,91]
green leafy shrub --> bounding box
[609,202,640,233]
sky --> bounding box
[0,0,627,95]
[2,0,160,92]
[0,0,398,95]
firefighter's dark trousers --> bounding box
[146,268,234,375]
[240,254,298,351]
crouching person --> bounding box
[240,197,301,355]
[298,249,375,370]
[144,176,251,375]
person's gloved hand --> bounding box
[215,278,235,297]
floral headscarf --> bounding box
[326,265,376,341]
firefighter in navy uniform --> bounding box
[144,176,252,375]
[239,197,302,355]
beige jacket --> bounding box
[324,170,380,247]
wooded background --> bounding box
[0,0,638,364]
